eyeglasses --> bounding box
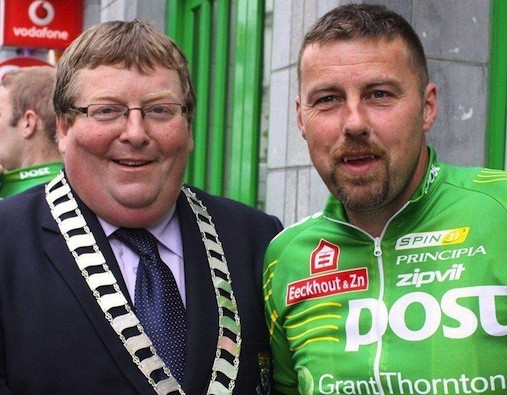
[69,103,187,123]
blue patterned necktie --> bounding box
[115,227,186,382]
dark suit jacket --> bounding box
[0,184,282,394]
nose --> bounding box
[120,109,149,147]
[342,99,369,137]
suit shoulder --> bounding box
[182,185,283,230]
[0,184,47,220]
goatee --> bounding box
[328,139,389,212]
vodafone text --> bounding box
[12,27,68,41]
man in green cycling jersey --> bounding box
[0,66,62,199]
[264,4,507,394]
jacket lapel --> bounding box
[177,191,218,394]
[40,194,155,394]
[40,184,219,394]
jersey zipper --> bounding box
[373,235,385,394]
[372,202,410,394]
[326,202,411,394]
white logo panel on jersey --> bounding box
[345,285,507,352]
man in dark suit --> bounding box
[0,20,282,395]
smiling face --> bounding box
[57,65,193,228]
[297,36,437,230]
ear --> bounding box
[56,115,69,154]
[296,96,306,140]
[422,83,438,133]
[20,110,37,139]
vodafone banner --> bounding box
[0,0,83,49]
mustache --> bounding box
[331,138,386,163]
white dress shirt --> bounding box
[97,205,186,306]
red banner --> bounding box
[0,0,83,49]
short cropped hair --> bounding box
[2,65,56,140]
[298,4,429,92]
[54,19,196,124]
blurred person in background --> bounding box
[0,65,62,199]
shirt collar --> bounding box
[98,204,183,259]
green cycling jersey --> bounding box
[0,162,62,199]
[263,147,507,394]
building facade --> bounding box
[1,0,504,226]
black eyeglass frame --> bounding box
[68,103,188,120]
